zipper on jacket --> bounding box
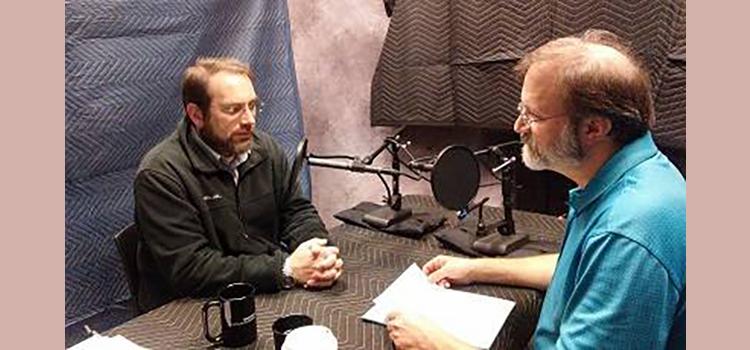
[232,164,281,252]
[232,175,251,240]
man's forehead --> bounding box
[522,63,562,99]
[519,62,570,121]
[207,71,256,101]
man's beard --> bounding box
[521,122,585,171]
[199,120,252,158]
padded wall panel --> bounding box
[451,0,551,63]
[550,0,677,81]
[654,0,686,149]
[379,0,452,67]
[653,63,686,149]
[370,0,452,126]
[453,62,521,129]
[66,0,308,325]
[372,65,454,126]
[372,0,686,150]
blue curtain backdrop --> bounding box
[65,0,309,325]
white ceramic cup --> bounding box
[281,325,338,350]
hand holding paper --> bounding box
[362,263,515,349]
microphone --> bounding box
[406,160,434,172]
[491,156,516,174]
[307,157,406,178]
[474,140,522,157]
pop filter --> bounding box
[430,145,480,211]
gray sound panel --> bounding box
[65,0,309,326]
[371,0,686,150]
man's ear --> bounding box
[186,103,206,129]
[579,116,612,145]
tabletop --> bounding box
[106,195,565,349]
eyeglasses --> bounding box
[516,102,566,126]
[221,101,264,118]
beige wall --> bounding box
[289,0,397,227]
[288,0,503,227]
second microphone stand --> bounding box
[435,142,529,256]
[470,151,530,256]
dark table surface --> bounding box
[106,195,565,349]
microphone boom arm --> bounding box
[307,156,421,181]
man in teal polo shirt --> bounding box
[385,29,685,349]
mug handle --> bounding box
[202,300,223,345]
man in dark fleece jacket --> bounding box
[134,57,342,312]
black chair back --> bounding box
[113,223,140,309]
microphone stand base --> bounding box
[362,206,412,228]
[433,226,483,257]
[472,233,530,256]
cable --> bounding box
[376,172,392,205]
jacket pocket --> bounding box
[203,197,254,254]
[239,191,276,234]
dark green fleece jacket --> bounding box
[134,120,327,311]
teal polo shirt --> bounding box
[533,133,686,349]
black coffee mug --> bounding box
[202,283,258,347]
[272,314,313,350]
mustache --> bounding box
[519,133,532,145]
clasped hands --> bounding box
[288,238,344,288]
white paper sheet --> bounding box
[362,263,516,349]
[68,334,148,350]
